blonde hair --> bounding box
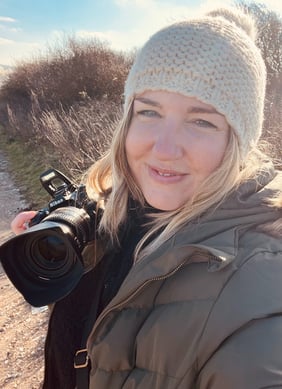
[86,98,273,261]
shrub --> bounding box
[0,36,133,137]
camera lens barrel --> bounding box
[43,206,93,251]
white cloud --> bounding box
[0,16,16,23]
[0,16,20,36]
[76,29,150,51]
[0,24,21,33]
[0,37,14,45]
[0,38,41,65]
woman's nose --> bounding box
[152,122,183,160]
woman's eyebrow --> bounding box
[134,97,161,107]
[188,106,224,116]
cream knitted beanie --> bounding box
[124,7,266,159]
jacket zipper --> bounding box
[87,258,189,350]
[93,247,218,330]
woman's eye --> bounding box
[194,119,217,129]
[136,110,160,118]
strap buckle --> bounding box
[74,348,89,369]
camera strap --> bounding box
[74,329,93,388]
[74,250,117,389]
[74,207,147,388]
[74,273,104,389]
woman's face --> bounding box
[125,90,230,211]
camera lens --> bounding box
[22,228,77,280]
[0,205,95,306]
[35,235,66,262]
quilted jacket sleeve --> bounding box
[196,315,282,388]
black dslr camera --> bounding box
[0,168,98,307]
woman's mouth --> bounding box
[148,165,187,182]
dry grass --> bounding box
[30,99,122,177]
[262,87,282,168]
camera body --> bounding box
[0,168,99,307]
[29,168,87,226]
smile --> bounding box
[148,165,187,183]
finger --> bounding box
[11,211,38,234]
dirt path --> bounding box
[0,151,48,389]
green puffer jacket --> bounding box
[86,168,282,389]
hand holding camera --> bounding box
[11,211,38,234]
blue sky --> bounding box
[0,0,281,66]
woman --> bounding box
[11,7,282,389]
